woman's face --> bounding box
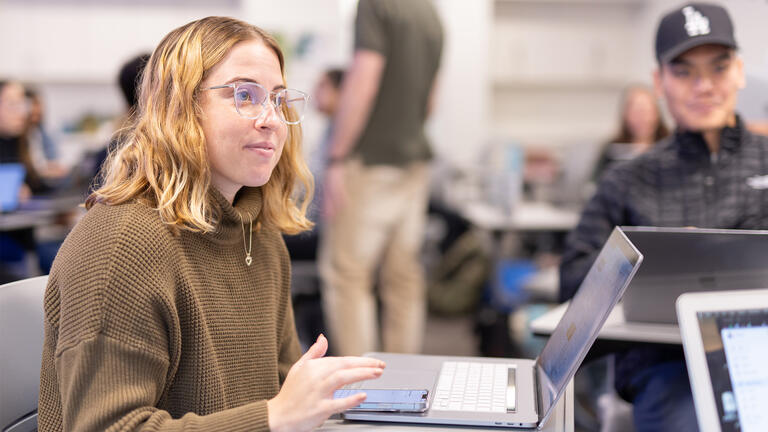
[198,39,288,201]
[0,83,29,137]
[624,89,659,143]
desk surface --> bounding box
[0,195,83,231]
[461,201,579,232]
[319,381,573,432]
[530,302,681,345]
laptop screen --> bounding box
[696,308,768,432]
[536,227,642,422]
[0,163,26,212]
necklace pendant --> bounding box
[245,255,253,266]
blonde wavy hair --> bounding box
[87,16,313,235]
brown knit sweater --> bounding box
[38,187,301,431]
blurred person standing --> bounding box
[320,0,443,356]
[560,3,768,431]
[592,84,670,180]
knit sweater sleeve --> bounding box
[39,203,271,432]
[54,334,270,431]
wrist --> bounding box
[267,398,287,432]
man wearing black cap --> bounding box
[560,3,768,431]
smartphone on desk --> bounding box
[333,389,429,413]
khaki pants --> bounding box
[319,159,430,356]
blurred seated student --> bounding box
[283,68,344,261]
[282,69,344,351]
[25,87,69,180]
[561,3,768,432]
[39,16,384,432]
[592,84,669,180]
[89,53,150,189]
[1,81,43,195]
[0,81,39,282]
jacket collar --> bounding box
[676,114,744,159]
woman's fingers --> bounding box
[319,356,386,370]
[327,392,368,414]
[323,366,384,391]
[296,334,329,366]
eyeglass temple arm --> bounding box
[203,84,235,91]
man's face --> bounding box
[655,44,745,133]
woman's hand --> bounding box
[267,334,385,432]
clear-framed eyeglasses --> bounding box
[203,82,309,125]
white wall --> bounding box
[0,0,353,161]
[429,0,492,168]
[1,0,766,169]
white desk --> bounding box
[461,201,579,233]
[319,381,573,432]
[529,302,681,345]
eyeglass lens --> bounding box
[234,83,306,124]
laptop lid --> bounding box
[535,227,643,427]
[0,163,25,212]
[677,289,768,432]
[621,227,768,324]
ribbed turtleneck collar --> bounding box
[206,186,264,244]
[676,114,744,160]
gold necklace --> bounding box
[240,213,253,266]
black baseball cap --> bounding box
[655,2,737,64]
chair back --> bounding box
[0,275,48,432]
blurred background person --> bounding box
[593,84,670,180]
[25,87,69,181]
[307,67,344,229]
[89,53,150,189]
[284,67,345,350]
[0,80,39,283]
[320,0,443,356]
[1,81,42,194]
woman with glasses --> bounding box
[39,17,384,432]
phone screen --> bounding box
[333,389,429,412]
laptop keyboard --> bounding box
[432,361,515,413]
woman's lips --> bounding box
[244,142,275,157]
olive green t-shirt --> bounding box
[354,0,443,166]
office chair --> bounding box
[0,275,47,432]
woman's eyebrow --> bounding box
[224,77,287,91]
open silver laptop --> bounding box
[621,227,768,324]
[677,289,768,432]
[342,227,642,429]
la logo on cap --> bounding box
[683,6,710,37]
